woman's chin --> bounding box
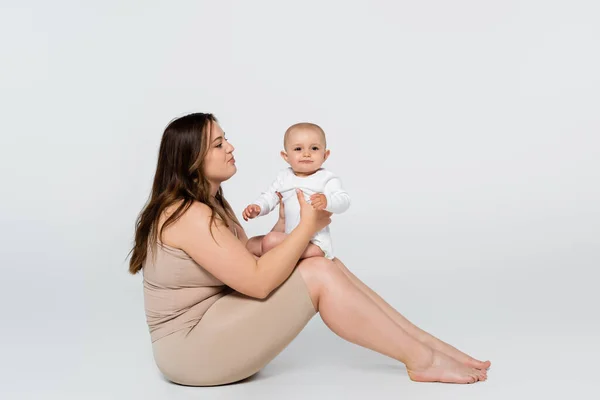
[224,166,237,180]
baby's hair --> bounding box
[283,122,327,150]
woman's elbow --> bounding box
[255,283,273,299]
[243,280,271,300]
[254,290,270,300]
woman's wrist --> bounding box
[270,218,285,233]
[297,220,317,237]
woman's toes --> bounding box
[478,369,487,381]
[472,359,491,371]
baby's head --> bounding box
[281,122,330,176]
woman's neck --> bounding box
[208,181,220,198]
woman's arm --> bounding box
[267,191,286,233]
[164,190,330,299]
[233,225,262,260]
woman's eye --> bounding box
[216,143,223,148]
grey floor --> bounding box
[2,260,598,400]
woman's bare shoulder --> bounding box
[162,200,212,222]
[160,201,214,247]
[181,201,213,220]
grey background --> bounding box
[0,0,598,399]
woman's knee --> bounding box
[296,257,341,304]
[296,258,329,308]
[331,257,350,274]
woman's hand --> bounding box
[296,189,332,233]
[276,192,285,220]
[270,192,286,233]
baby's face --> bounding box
[281,128,330,176]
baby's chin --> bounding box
[292,163,323,175]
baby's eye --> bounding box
[312,146,319,151]
[294,147,301,151]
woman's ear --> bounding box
[280,151,289,163]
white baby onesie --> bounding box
[251,167,350,259]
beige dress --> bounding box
[143,229,317,386]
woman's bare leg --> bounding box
[332,258,491,370]
[265,233,490,370]
[295,257,486,383]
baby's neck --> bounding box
[292,168,321,177]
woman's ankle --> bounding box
[404,344,435,372]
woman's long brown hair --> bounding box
[129,113,240,274]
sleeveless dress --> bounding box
[143,229,317,386]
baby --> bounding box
[242,122,350,259]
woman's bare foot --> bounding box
[407,350,487,384]
[421,336,491,370]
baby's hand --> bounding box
[309,193,327,210]
[242,204,261,221]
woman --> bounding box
[129,113,490,386]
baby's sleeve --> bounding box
[323,175,351,214]
[252,170,287,217]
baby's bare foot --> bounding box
[407,350,487,384]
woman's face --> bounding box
[203,122,236,184]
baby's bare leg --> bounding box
[301,244,325,258]
[332,258,491,370]
[262,232,324,259]
[245,235,265,257]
